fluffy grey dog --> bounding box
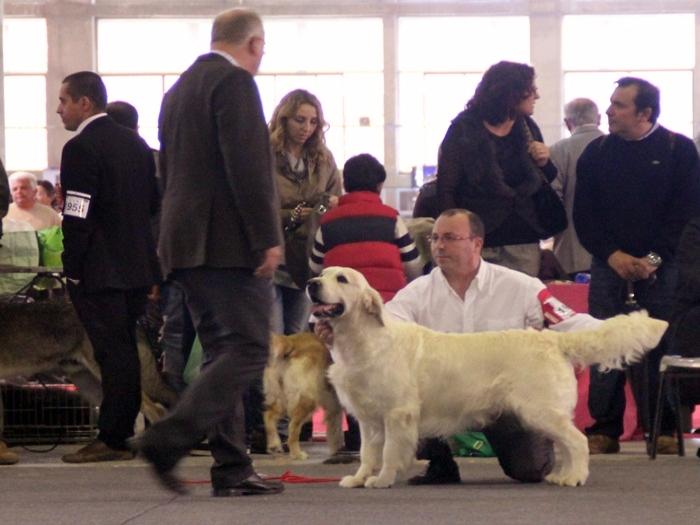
[0,300,177,422]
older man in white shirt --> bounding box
[6,171,61,231]
[385,208,600,484]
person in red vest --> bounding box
[309,153,423,302]
[309,153,423,462]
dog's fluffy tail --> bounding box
[557,311,668,371]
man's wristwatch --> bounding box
[645,252,662,268]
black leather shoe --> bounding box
[408,459,461,485]
[212,473,284,497]
[129,436,189,496]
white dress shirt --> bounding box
[386,259,600,334]
[76,113,107,135]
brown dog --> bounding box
[263,332,343,460]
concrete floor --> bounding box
[0,438,698,525]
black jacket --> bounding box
[60,116,161,292]
[436,109,557,241]
[157,53,282,276]
[0,160,8,238]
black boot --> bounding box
[409,438,460,485]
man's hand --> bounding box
[254,245,283,279]
[528,141,550,167]
[607,250,657,281]
[314,319,334,347]
[147,284,160,302]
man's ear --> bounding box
[249,36,264,57]
[638,107,653,123]
[362,287,385,326]
[79,95,96,115]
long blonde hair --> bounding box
[269,89,330,164]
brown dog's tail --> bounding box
[269,332,330,365]
[556,311,668,371]
[270,334,297,361]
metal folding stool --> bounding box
[649,355,700,458]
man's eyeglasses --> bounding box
[426,234,476,244]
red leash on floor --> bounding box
[183,470,341,485]
[267,470,341,483]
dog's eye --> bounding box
[336,275,349,284]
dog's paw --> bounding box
[289,450,309,461]
[364,475,394,489]
[545,471,587,487]
[339,475,365,488]
[266,444,284,455]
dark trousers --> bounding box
[422,413,554,483]
[160,280,196,395]
[144,267,271,486]
[69,284,147,450]
[668,304,700,403]
[586,258,676,438]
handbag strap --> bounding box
[520,118,549,185]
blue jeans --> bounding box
[586,258,676,438]
[270,284,311,335]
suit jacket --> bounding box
[158,53,281,276]
[60,116,161,292]
[549,124,604,274]
[0,159,8,238]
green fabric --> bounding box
[0,230,40,295]
[183,337,203,385]
[451,431,495,457]
[36,226,64,268]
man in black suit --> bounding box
[135,8,284,497]
[57,71,161,463]
[0,159,8,239]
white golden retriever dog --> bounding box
[307,267,668,489]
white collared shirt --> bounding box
[631,121,660,142]
[76,113,108,135]
[386,259,600,334]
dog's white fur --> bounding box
[308,267,668,488]
[263,332,344,460]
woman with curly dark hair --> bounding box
[436,61,559,277]
[269,89,342,334]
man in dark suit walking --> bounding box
[57,71,161,463]
[135,8,284,497]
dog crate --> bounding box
[0,379,98,445]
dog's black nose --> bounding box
[307,280,320,299]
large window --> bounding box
[397,17,530,174]
[258,18,384,163]
[97,18,211,147]
[562,14,695,138]
[97,17,384,164]
[3,18,48,170]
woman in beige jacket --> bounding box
[269,89,342,334]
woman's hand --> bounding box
[328,195,339,209]
[298,207,314,220]
[314,320,334,346]
[528,140,550,167]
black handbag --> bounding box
[532,179,568,238]
[522,119,568,239]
